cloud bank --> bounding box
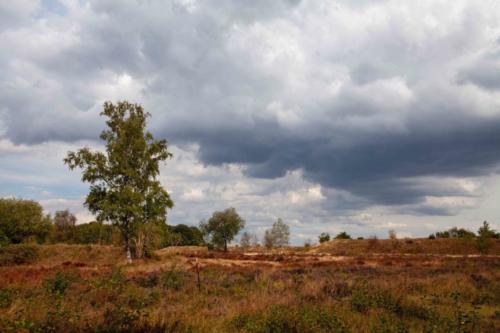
[1,0,500,241]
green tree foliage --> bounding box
[64,101,173,260]
[51,210,77,243]
[263,218,290,249]
[477,221,498,238]
[72,222,121,245]
[335,231,352,240]
[318,232,331,243]
[0,198,52,245]
[170,224,204,246]
[430,226,476,239]
[476,221,498,253]
[200,208,245,252]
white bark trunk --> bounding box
[126,246,132,264]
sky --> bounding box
[1,0,500,244]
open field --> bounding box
[1,239,499,332]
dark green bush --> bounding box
[0,244,39,266]
[350,287,371,313]
[44,272,74,296]
[0,289,13,308]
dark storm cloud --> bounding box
[190,114,500,206]
[2,0,500,216]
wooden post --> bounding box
[195,258,201,291]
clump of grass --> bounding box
[43,271,76,296]
[231,304,350,333]
[134,271,160,288]
[160,264,185,291]
[0,289,13,308]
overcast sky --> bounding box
[1,0,500,244]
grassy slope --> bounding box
[309,237,500,255]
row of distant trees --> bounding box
[0,197,291,253]
[0,198,204,250]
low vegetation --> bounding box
[0,239,498,332]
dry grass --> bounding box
[0,240,499,332]
[310,237,500,255]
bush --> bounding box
[0,198,53,244]
[322,281,351,298]
[99,305,142,332]
[0,289,13,308]
[44,272,75,296]
[160,265,185,290]
[135,272,160,288]
[350,287,371,313]
[0,244,39,266]
[0,230,10,247]
[318,233,330,243]
[335,232,351,240]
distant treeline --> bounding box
[0,198,204,247]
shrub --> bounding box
[373,289,403,315]
[0,198,52,244]
[44,272,74,296]
[318,232,330,243]
[160,265,185,291]
[322,281,351,298]
[0,230,10,247]
[475,236,492,254]
[0,289,13,308]
[476,221,497,254]
[135,272,160,288]
[350,287,371,313]
[99,305,142,332]
[0,244,39,266]
[335,232,351,240]
[231,305,350,333]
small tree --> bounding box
[200,208,245,252]
[264,229,274,249]
[240,231,252,249]
[52,210,77,243]
[167,224,205,246]
[251,234,260,247]
[388,230,397,240]
[335,231,351,240]
[478,221,497,238]
[263,218,290,249]
[318,232,331,243]
[64,101,173,262]
[476,221,498,254]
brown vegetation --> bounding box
[0,239,499,332]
